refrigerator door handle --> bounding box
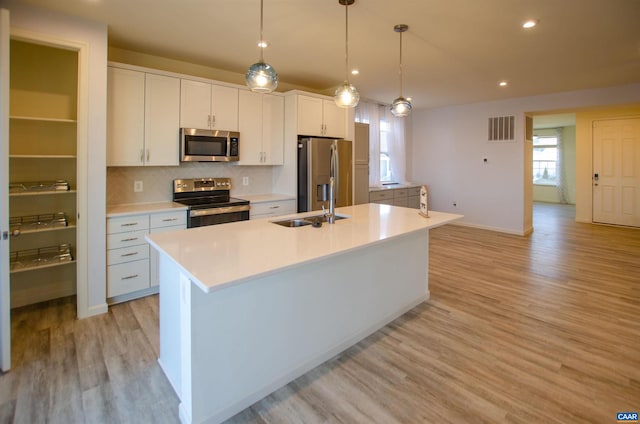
[330,140,339,201]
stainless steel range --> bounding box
[172,178,250,228]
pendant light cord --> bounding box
[398,29,403,97]
[259,0,265,63]
[344,3,350,83]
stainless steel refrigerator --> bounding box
[298,138,353,213]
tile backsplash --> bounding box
[107,163,275,205]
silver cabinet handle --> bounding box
[146,149,150,162]
[121,274,139,280]
[121,237,139,242]
[121,252,138,257]
[121,222,138,227]
[140,149,144,163]
[269,205,280,209]
[162,218,178,222]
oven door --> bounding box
[188,205,250,228]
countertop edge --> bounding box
[147,206,462,294]
[107,202,188,217]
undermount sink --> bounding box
[272,214,348,228]
[304,214,348,222]
[272,218,313,228]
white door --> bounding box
[593,118,640,227]
[0,8,11,371]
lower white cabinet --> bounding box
[250,199,296,220]
[369,186,422,209]
[107,209,186,303]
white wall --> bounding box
[2,0,108,317]
[410,83,640,234]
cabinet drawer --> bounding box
[150,211,187,229]
[108,259,150,297]
[394,189,408,198]
[393,197,409,207]
[407,195,420,209]
[408,186,421,196]
[107,244,149,266]
[369,190,392,202]
[107,229,148,250]
[107,215,149,234]
[251,200,296,218]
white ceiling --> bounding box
[17,0,640,110]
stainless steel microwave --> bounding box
[180,128,239,162]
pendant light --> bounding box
[391,24,411,117]
[334,0,359,108]
[246,0,278,93]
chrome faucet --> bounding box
[325,140,339,224]
[327,176,335,223]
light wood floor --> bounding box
[1,203,639,423]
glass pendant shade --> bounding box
[391,96,412,117]
[391,24,411,117]
[246,0,278,93]
[246,61,278,93]
[334,81,360,108]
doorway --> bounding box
[530,113,577,228]
[1,19,88,371]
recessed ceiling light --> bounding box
[522,19,538,29]
[351,69,359,75]
[499,81,508,87]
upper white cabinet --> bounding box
[238,91,284,165]
[107,67,180,166]
[297,95,346,138]
[180,79,238,131]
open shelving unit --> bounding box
[8,39,79,308]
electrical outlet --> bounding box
[134,180,143,193]
[242,177,249,186]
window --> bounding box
[533,135,558,185]
[379,119,392,182]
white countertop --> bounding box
[106,202,187,217]
[146,203,462,294]
[236,193,295,203]
[369,182,422,191]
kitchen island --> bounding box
[146,203,461,424]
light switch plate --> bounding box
[134,180,143,192]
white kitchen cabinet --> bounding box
[144,73,181,166]
[107,209,186,303]
[322,100,346,138]
[180,79,238,131]
[250,199,296,220]
[238,91,284,165]
[297,94,346,138]
[107,67,180,166]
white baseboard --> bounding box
[451,220,529,236]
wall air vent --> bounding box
[488,115,515,141]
